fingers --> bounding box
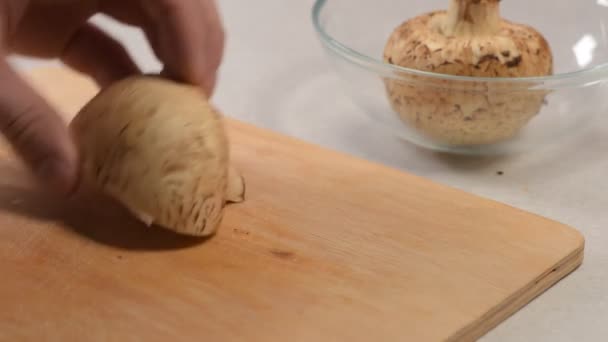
[102,0,225,96]
[144,0,225,96]
[0,61,78,195]
[61,23,140,87]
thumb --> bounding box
[0,61,78,195]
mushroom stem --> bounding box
[442,0,501,37]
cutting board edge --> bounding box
[450,243,584,341]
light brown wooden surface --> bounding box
[0,67,584,341]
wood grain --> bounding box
[0,67,584,342]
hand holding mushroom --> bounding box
[0,0,225,194]
[383,0,553,146]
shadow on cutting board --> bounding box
[0,176,210,251]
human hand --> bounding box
[0,0,225,194]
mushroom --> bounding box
[383,0,553,146]
[69,75,245,237]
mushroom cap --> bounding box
[70,75,243,236]
[384,10,553,77]
[383,10,553,146]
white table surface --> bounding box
[10,0,608,340]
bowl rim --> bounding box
[311,0,608,85]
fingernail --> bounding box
[36,159,78,196]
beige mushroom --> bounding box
[383,0,553,146]
[69,75,245,237]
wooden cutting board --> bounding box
[0,67,584,342]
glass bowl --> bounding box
[312,0,608,155]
